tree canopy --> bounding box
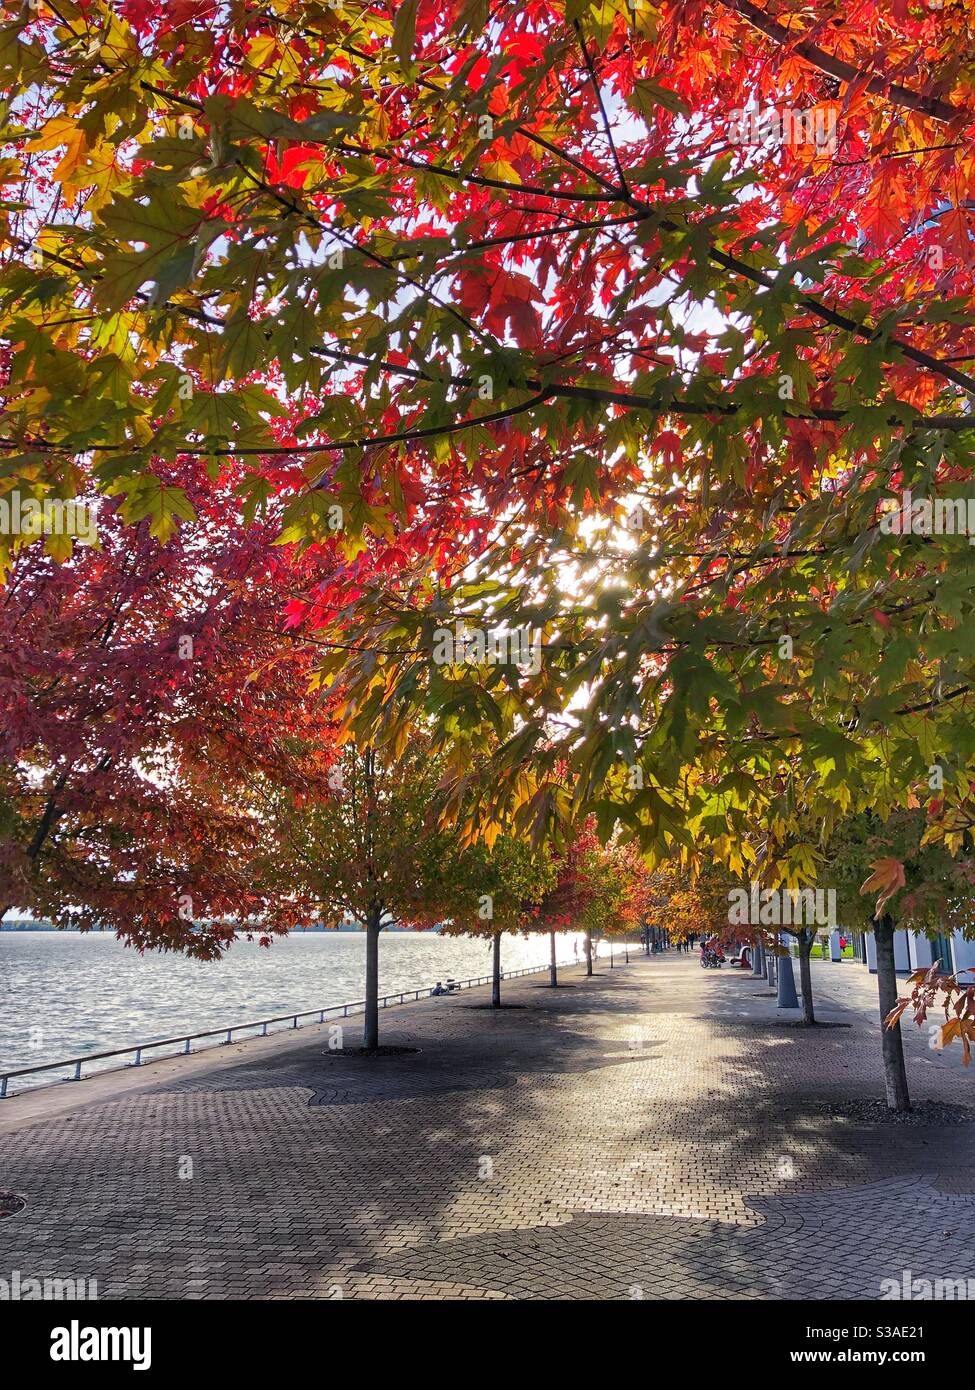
[3,1,975,937]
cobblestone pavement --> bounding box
[1,953,973,1300]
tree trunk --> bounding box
[363,911,382,1051]
[491,930,502,1007]
[874,915,911,1112]
[751,937,764,977]
[798,928,816,1025]
[585,929,593,976]
[549,928,558,986]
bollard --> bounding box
[777,947,800,1008]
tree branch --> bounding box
[717,0,967,125]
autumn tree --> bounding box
[0,471,334,955]
[827,810,975,1111]
[532,830,597,985]
[442,833,556,1005]
[272,737,492,1049]
[644,856,741,947]
[574,838,644,972]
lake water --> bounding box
[0,930,593,1083]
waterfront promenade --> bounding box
[1,955,974,1300]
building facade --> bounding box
[848,928,975,983]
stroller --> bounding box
[700,940,725,968]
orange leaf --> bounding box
[859,857,906,914]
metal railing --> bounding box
[0,954,602,1099]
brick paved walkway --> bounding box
[1,953,973,1299]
